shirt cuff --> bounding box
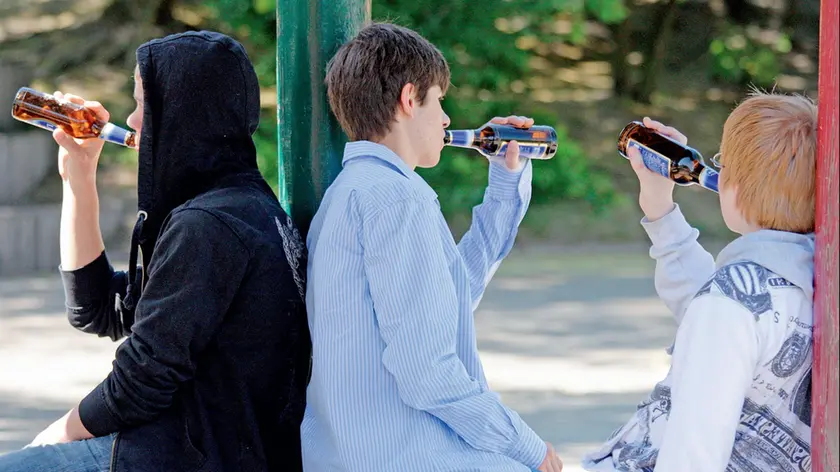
[60,251,113,309]
[507,421,547,469]
[78,380,123,437]
[640,204,696,248]
[485,159,532,201]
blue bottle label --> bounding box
[24,119,58,132]
[446,130,475,147]
[100,123,133,147]
[498,142,548,159]
[627,139,671,179]
[700,167,720,193]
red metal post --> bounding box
[813,0,839,469]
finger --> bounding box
[505,140,520,170]
[506,115,525,128]
[664,126,688,144]
[643,116,687,144]
[53,91,63,100]
[83,101,110,122]
[642,116,661,129]
[626,146,646,171]
[53,129,84,154]
[489,116,509,125]
[523,117,535,128]
[62,93,86,105]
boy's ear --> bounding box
[397,83,417,119]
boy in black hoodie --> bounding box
[0,31,311,472]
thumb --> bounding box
[52,129,83,154]
[626,146,647,175]
[505,140,522,171]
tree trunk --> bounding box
[610,17,633,97]
[633,0,678,104]
[723,0,754,25]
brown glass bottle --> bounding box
[617,121,719,193]
[11,87,136,148]
[444,123,558,160]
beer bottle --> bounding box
[444,123,558,160]
[617,121,719,193]
[11,87,137,149]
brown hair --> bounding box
[720,91,818,233]
[325,22,451,141]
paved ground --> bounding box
[0,245,679,470]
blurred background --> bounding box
[0,0,822,254]
[0,0,823,467]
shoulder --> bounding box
[162,207,247,251]
[693,261,776,319]
[335,166,436,222]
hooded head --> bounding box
[121,31,271,304]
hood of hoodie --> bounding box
[716,229,816,300]
[134,30,269,257]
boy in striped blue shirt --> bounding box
[301,22,563,472]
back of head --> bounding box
[325,22,450,141]
[720,91,818,233]
[135,30,264,236]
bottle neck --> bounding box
[99,122,138,149]
[443,130,477,149]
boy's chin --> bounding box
[416,154,441,169]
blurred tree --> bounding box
[0,0,191,77]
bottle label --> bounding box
[21,118,58,133]
[699,167,720,193]
[446,130,475,148]
[498,142,548,159]
[100,123,133,148]
[627,139,671,179]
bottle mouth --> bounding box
[443,130,452,145]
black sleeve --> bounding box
[77,208,250,436]
[60,252,135,341]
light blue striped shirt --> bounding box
[301,141,545,471]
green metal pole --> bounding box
[277,0,371,235]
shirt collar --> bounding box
[342,141,414,178]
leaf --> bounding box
[253,0,273,14]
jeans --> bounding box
[0,434,115,472]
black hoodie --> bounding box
[60,31,310,471]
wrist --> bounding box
[65,406,94,441]
[639,194,674,222]
[63,178,98,200]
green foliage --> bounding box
[202,0,276,86]
[195,0,622,214]
[372,0,619,214]
[708,25,790,88]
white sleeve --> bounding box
[641,204,716,325]
[654,294,759,472]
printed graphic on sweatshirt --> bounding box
[646,383,672,423]
[694,262,773,318]
[608,388,671,472]
[770,332,811,378]
[275,215,307,301]
[791,367,812,427]
[768,277,797,288]
[729,399,811,472]
[614,437,658,472]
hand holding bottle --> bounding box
[487,115,535,171]
[627,117,686,221]
[51,92,109,189]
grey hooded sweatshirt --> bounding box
[584,204,814,472]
